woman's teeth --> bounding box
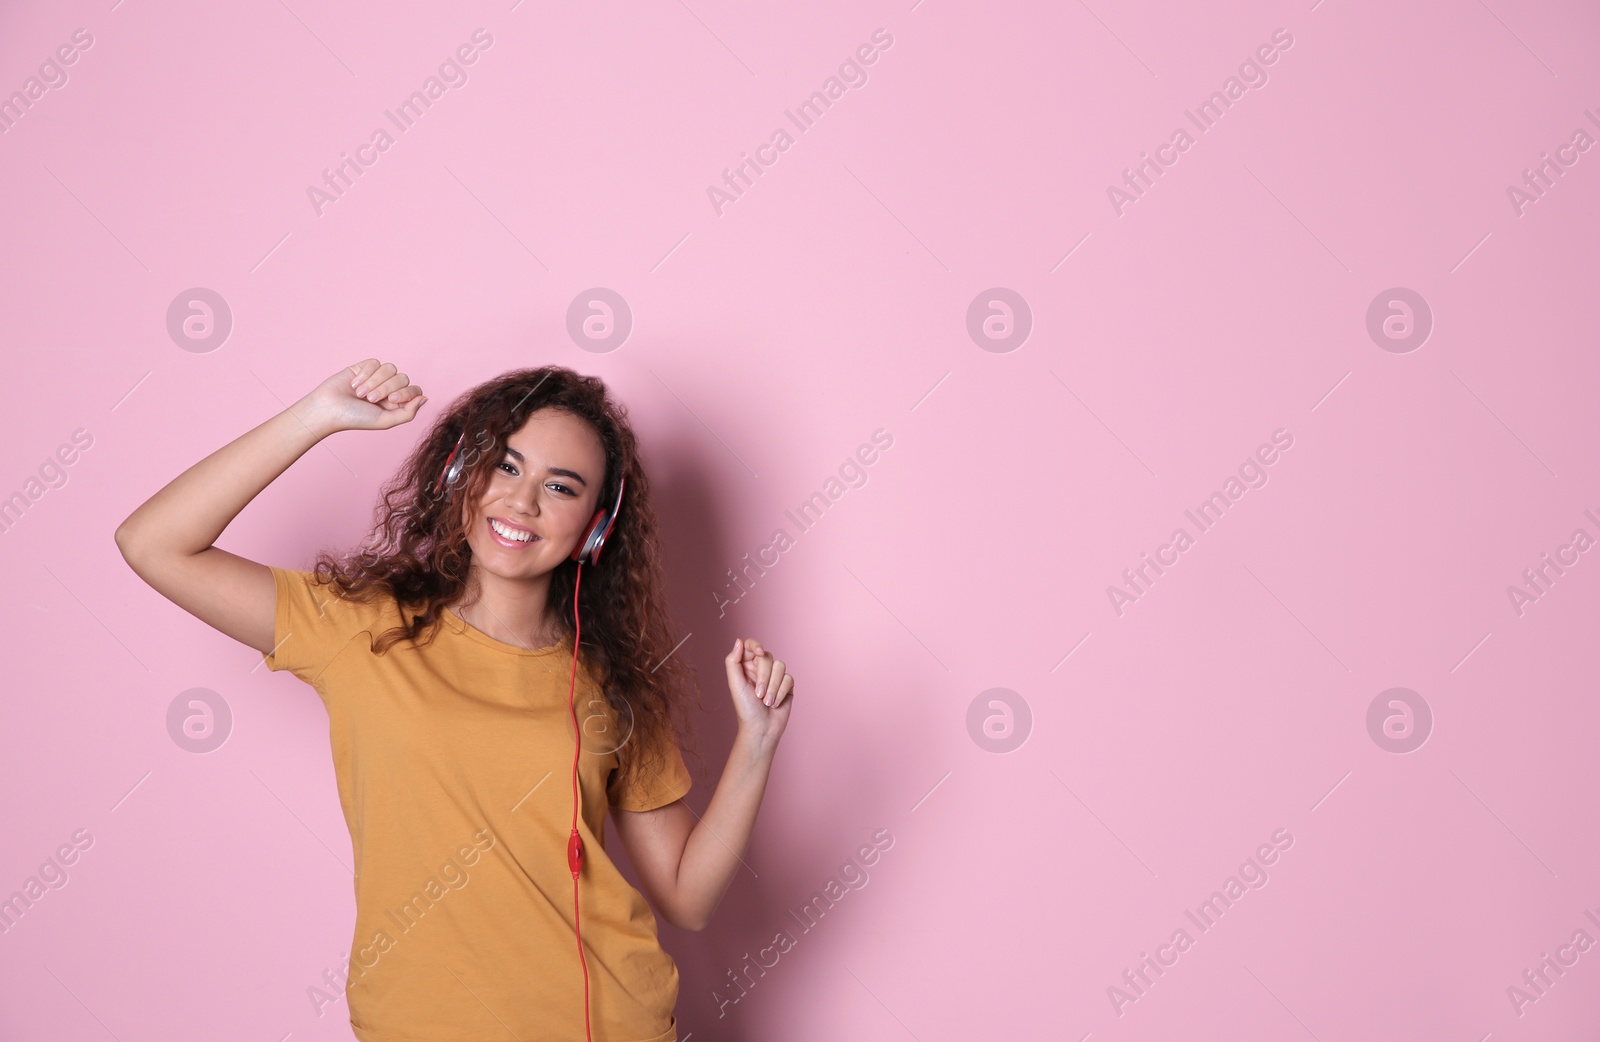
[489,518,536,543]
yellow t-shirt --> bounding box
[264,566,692,1042]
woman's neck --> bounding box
[451,572,563,649]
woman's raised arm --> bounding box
[114,359,426,656]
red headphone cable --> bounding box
[566,563,593,1042]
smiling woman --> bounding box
[115,358,797,1042]
[307,369,697,790]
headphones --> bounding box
[436,423,625,1042]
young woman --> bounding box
[115,359,795,1042]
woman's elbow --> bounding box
[668,905,709,932]
[115,519,149,563]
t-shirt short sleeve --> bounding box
[263,566,380,689]
[607,730,694,812]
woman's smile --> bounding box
[487,515,541,549]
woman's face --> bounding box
[459,407,609,580]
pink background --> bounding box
[4,0,1599,1039]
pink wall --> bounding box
[3,0,1599,1038]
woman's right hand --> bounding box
[302,359,428,433]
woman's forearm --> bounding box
[674,729,778,929]
[115,394,335,559]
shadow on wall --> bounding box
[600,422,923,1039]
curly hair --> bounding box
[308,365,704,795]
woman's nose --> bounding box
[501,479,539,515]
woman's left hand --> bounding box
[725,637,794,742]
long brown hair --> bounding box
[309,365,703,792]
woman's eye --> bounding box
[494,464,572,496]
